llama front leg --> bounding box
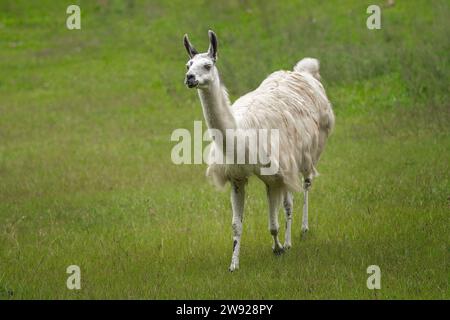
[267,185,284,254]
[283,191,293,249]
[302,178,312,234]
[229,180,246,272]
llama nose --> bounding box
[185,74,197,87]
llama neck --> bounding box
[197,70,236,134]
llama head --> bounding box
[183,30,218,89]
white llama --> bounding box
[183,30,335,271]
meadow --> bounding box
[0,0,449,299]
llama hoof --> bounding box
[304,179,312,190]
[284,243,292,250]
[272,245,285,255]
[301,226,309,238]
[229,261,239,272]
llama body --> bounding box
[183,31,334,271]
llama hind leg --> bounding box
[266,185,284,254]
[283,191,293,249]
[229,180,246,272]
[302,177,312,234]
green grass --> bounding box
[0,0,449,299]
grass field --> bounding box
[0,0,449,299]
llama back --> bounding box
[293,57,335,136]
[293,58,335,165]
[225,58,334,191]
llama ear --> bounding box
[183,34,198,58]
[207,30,218,61]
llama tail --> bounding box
[293,57,321,80]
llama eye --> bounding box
[204,64,212,70]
